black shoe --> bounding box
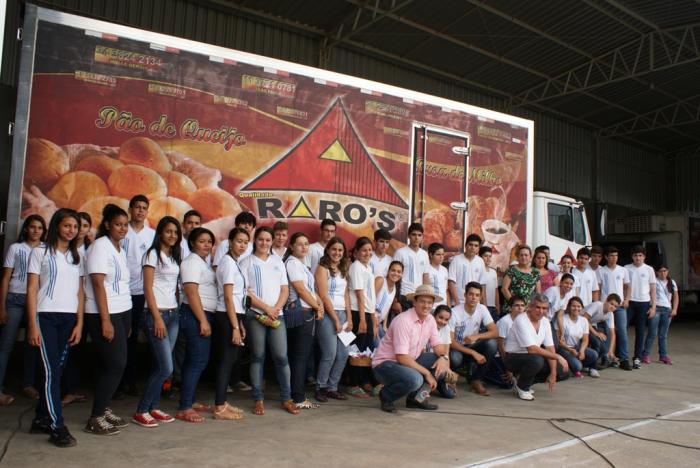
[49,426,77,448]
[619,360,633,371]
[406,398,438,411]
[314,389,329,403]
[379,389,397,413]
[30,418,51,434]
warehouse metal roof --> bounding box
[216,0,700,156]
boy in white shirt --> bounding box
[305,219,336,274]
[572,247,600,307]
[589,246,604,281]
[370,229,393,278]
[393,223,429,308]
[213,212,256,267]
[448,282,498,396]
[122,195,155,395]
[448,234,487,306]
[495,295,526,387]
[583,294,620,367]
[180,210,202,258]
[479,246,500,321]
[624,245,656,368]
[598,246,633,370]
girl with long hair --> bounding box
[556,297,599,378]
[643,265,679,365]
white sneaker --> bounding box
[513,384,535,401]
[588,368,601,378]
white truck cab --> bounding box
[531,191,592,264]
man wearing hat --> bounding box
[371,285,450,413]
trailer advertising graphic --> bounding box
[20,19,530,270]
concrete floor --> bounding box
[1,321,700,467]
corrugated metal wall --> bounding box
[0,0,684,213]
[672,156,700,213]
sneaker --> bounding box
[619,360,633,371]
[660,356,673,365]
[29,418,52,434]
[641,355,651,364]
[84,416,120,435]
[379,391,397,413]
[150,409,175,423]
[226,385,234,394]
[512,384,534,401]
[131,412,158,428]
[104,408,129,428]
[49,426,77,447]
[233,381,252,391]
[573,371,584,378]
[588,368,601,378]
[632,358,641,369]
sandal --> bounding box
[252,400,265,416]
[294,399,319,410]
[62,393,87,406]
[213,404,244,421]
[22,387,40,400]
[0,393,14,406]
[192,402,212,413]
[224,402,245,415]
[281,400,300,415]
[175,409,205,423]
[347,386,369,398]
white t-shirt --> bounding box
[306,242,325,274]
[375,279,397,322]
[180,237,191,259]
[180,253,217,312]
[505,313,554,354]
[448,254,487,303]
[497,313,515,339]
[437,325,452,346]
[323,268,348,311]
[370,253,393,278]
[28,247,83,313]
[215,254,246,314]
[598,265,630,301]
[424,263,448,307]
[241,254,288,315]
[583,301,614,329]
[572,267,600,306]
[448,303,493,343]
[213,240,253,267]
[544,285,575,320]
[286,256,316,308]
[142,249,180,310]
[85,236,132,314]
[348,260,376,314]
[655,278,677,308]
[122,224,155,295]
[393,246,429,295]
[484,267,498,308]
[625,263,656,302]
[561,314,589,348]
[3,242,36,294]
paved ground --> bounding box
[1,320,699,467]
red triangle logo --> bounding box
[241,98,408,208]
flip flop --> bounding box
[175,409,205,423]
[347,387,369,398]
[252,400,265,416]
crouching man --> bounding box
[372,285,449,413]
[504,294,569,401]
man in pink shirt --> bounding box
[372,285,450,413]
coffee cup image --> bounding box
[481,219,511,244]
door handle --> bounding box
[450,201,468,211]
[451,146,470,156]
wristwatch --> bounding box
[440,355,449,361]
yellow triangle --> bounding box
[319,140,352,162]
[288,196,316,219]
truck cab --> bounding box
[532,191,592,264]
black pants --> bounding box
[123,294,146,387]
[286,309,316,403]
[85,311,130,417]
[504,353,568,391]
[349,311,376,387]
[213,312,243,406]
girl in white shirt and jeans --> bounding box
[643,264,678,365]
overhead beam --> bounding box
[325,0,415,49]
[599,94,700,137]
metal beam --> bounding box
[599,94,700,137]
[325,0,415,49]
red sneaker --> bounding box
[132,412,159,428]
[150,409,175,423]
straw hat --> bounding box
[405,284,443,304]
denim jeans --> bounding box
[487,306,499,323]
[449,339,497,381]
[137,309,179,413]
[627,301,650,359]
[0,293,38,392]
[504,353,568,390]
[246,310,291,402]
[123,294,146,387]
[557,346,598,373]
[613,307,629,361]
[36,312,76,429]
[372,352,439,403]
[316,310,349,392]
[178,304,212,411]
[588,323,611,364]
[644,306,671,358]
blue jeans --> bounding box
[644,306,671,358]
[36,312,76,429]
[373,352,439,403]
[246,310,291,402]
[588,322,612,364]
[449,339,497,381]
[316,310,349,392]
[557,346,598,373]
[178,304,212,410]
[487,306,499,323]
[627,301,650,359]
[613,307,629,361]
[137,309,179,413]
[0,293,38,392]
